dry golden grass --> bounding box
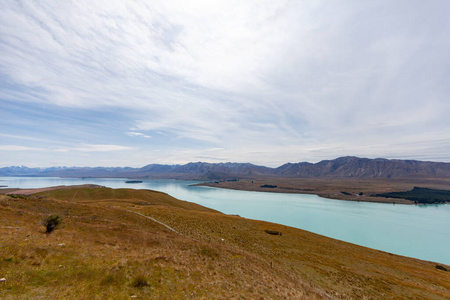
[0,187,449,299]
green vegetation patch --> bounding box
[374,187,450,204]
[42,214,63,233]
[435,265,448,272]
[7,194,28,199]
[264,229,282,236]
[130,274,150,288]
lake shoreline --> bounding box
[194,177,450,205]
[2,176,450,265]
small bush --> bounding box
[435,265,448,271]
[260,184,277,188]
[7,194,28,199]
[265,230,282,236]
[131,274,150,288]
[42,214,63,233]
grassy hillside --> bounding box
[1,187,449,299]
[38,186,218,212]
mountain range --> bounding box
[2,156,450,180]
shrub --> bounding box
[264,230,282,236]
[131,274,150,288]
[435,265,448,271]
[42,214,63,233]
[260,184,277,188]
[7,194,28,199]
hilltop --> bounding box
[1,186,449,299]
[3,157,450,180]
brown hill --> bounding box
[2,157,450,179]
[1,187,449,299]
[276,156,450,178]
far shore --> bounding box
[2,177,450,205]
[194,177,450,205]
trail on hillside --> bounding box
[126,210,179,234]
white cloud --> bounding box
[1,0,450,166]
[0,133,50,142]
[54,144,136,153]
[126,132,151,138]
[0,145,45,151]
[0,143,134,153]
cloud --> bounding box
[126,132,151,138]
[0,145,45,151]
[0,143,134,153]
[0,133,50,142]
[54,144,136,153]
[1,1,450,166]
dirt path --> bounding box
[126,210,179,234]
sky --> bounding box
[1,0,450,168]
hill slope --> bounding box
[276,156,450,178]
[1,187,449,299]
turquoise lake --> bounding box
[1,176,450,265]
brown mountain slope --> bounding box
[1,187,449,299]
[3,156,450,179]
[275,156,450,178]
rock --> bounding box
[0,278,6,282]
[58,243,66,247]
